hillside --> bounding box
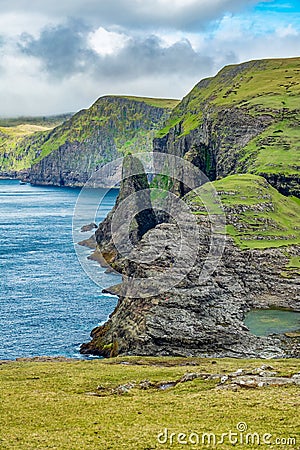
[0,114,72,177]
[186,174,300,251]
[0,96,178,186]
[154,57,300,196]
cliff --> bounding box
[81,172,300,358]
[0,97,178,186]
[81,58,300,358]
[0,115,72,177]
[93,154,157,267]
[27,96,178,187]
[154,58,300,197]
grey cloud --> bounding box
[19,21,96,78]
[97,36,217,79]
[0,0,263,30]
[19,25,224,82]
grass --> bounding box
[187,174,300,250]
[237,115,300,175]
[118,96,180,109]
[0,124,52,137]
[0,357,299,449]
[0,96,177,171]
[0,126,52,172]
[0,115,71,172]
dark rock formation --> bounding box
[81,223,98,233]
[0,169,29,181]
[81,171,300,358]
[81,207,300,359]
[92,154,157,268]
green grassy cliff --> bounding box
[155,57,300,197]
[0,96,178,184]
[187,173,300,250]
[0,115,72,175]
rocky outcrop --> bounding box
[81,179,300,358]
[92,154,157,267]
[0,169,29,180]
[81,221,299,358]
[261,172,300,198]
[154,108,273,181]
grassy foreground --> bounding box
[0,357,299,449]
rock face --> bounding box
[81,217,300,359]
[154,108,273,184]
[27,97,177,187]
[93,154,157,267]
[80,170,300,359]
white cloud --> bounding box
[276,23,299,37]
[88,28,129,56]
[0,12,58,38]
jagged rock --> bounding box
[94,154,157,268]
[78,234,97,250]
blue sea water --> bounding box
[0,180,120,360]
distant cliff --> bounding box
[0,97,178,187]
[27,96,178,187]
[0,115,71,178]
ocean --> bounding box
[0,180,120,359]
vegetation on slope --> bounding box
[187,174,300,250]
[0,357,299,449]
[156,57,300,183]
[31,96,178,163]
[0,96,178,175]
[0,115,72,173]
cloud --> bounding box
[94,35,217,79]
[276,23,299,37]
[88,28,130,56]
[18,23,220,81]
[0,0,264,30]
[0,0,299,116]
[18,21,97,78]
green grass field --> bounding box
[0,357,299,449]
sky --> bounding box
[0,0,299,116]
